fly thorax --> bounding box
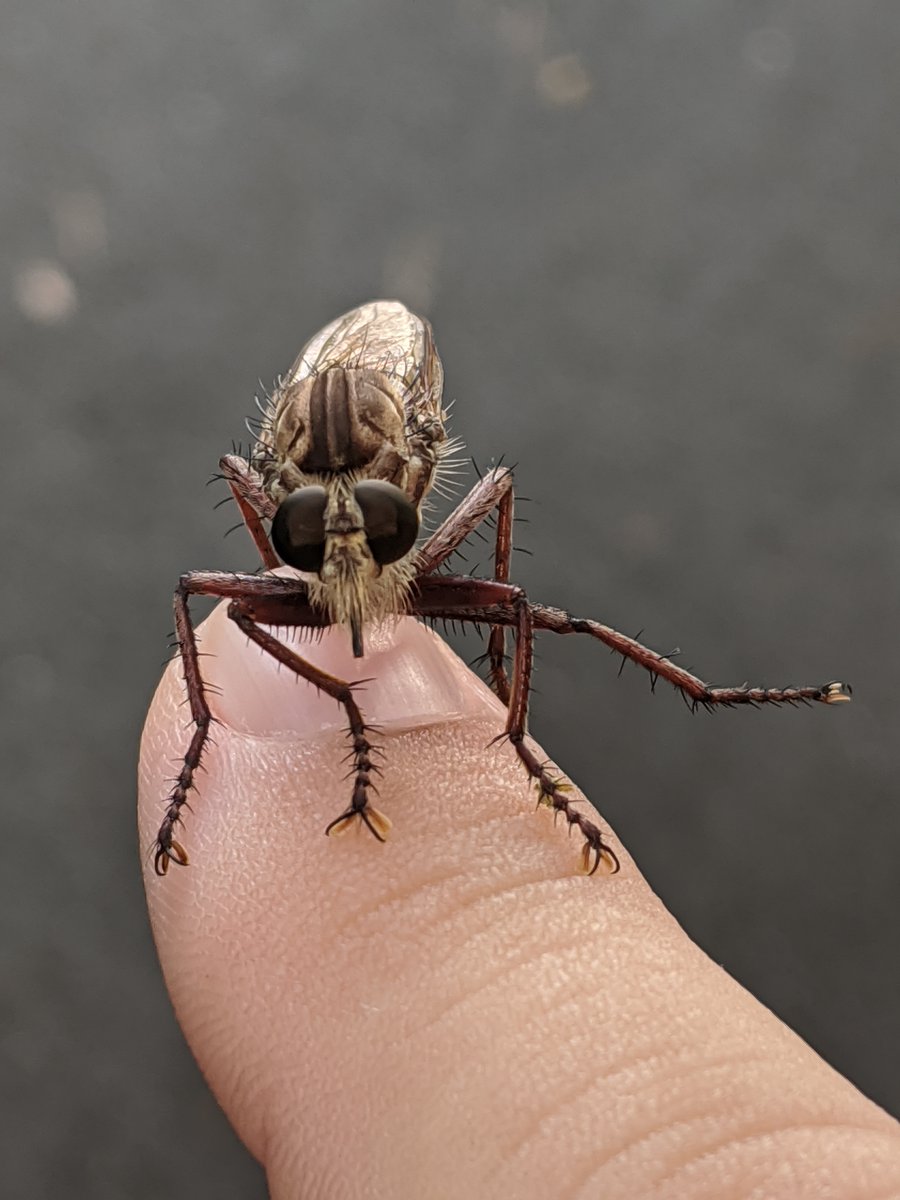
[267,368,410,501]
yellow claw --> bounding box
[599,847,620,874]
[823,681,852,704]
[326,813,357,838]
[326,807,393,840]
[366,806,393,840]
[169,839,189,866]
[579,841,619,876]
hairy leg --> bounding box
[412,576,620,874]
[154,571,315,874]
[226,599,390,841]
[412,576,850,709]
[417,466,513,574]
[218,453,280,569]
[527,604,851,708]
[418,466,516,700]
[504,592,620,875]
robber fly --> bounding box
[154,300,851,877]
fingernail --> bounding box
[196,602,504,737]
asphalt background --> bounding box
[2,1,898,1195]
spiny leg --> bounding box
[412,576,850,707]
[418,466,516,701]
[411,572,851,867]
[155,580,211,875]
[505,592,620,876]
[417,466,514,574]
[527,604,851,708]
[485,483,515,703]
[155,570,317,875]
[218,453,280,569]
[227,599,391,841]
[412,581,619,873]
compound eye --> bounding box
[271,486,328,573]
[354,481,419,565]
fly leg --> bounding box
[414,577,850,709]
[412,577,620,875]
[527,605,851,709]
[154,571,316,875]
[505,592,619,875]
[417,466,514,574]
[227,599,391,842]
[418,466,516,701]
[155,577,212,875]
[218,453,280,569]
[485,482,514,703]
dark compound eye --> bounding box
[271,486,328,573]
[354,481,419,565]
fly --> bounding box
[154,300,851,876]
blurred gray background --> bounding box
[2,0,898,1195]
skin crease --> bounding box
[139,606,900,1200]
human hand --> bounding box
[139,608,900,1199]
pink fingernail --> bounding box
[195,603,504,738]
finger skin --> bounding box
[139,607,900,1200]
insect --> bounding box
[155,300,851,877]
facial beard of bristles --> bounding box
[307,539,417,658]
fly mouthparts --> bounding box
[351,618,364,658]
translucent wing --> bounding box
[284,300,444,428]
[254,300,449,509]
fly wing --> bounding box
[283,300,444,429]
